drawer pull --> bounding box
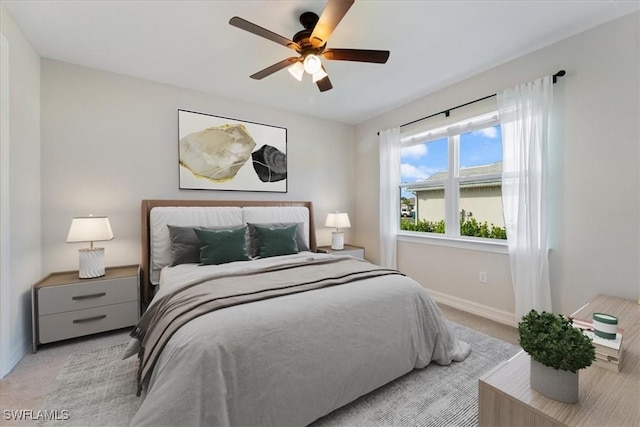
[72,292,106,300]
[72,315,107,324]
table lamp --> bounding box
[66,215,114,278]
[325,212,351,250]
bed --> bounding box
[128,199,471,426]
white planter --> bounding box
[530,358,579,403]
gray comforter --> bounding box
[129,253,470,426]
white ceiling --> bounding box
[3,1,638,124]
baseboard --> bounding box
[1,336,30,379]
[428,289,517,327]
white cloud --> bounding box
[401,144,428,158]
[473,127,498,138]
[401,163,430,181]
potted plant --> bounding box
[518,309,596,403]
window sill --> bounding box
[397,232,509,254]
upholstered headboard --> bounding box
[140,200,317,304]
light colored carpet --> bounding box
[38,321,518,426]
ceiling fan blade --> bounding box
[229,17,301,52]
[323,48,390,63]
[309,0,355,47]
[250,57,300,80]
[316,75,333,92]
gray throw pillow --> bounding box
[247,222,309,258]
[167,225,201,266]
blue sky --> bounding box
[400,125,502,185]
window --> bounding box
[399,110,506,240]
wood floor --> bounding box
[438,303,519,346]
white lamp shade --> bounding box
[303,54,322,74]
[288,62,304,81]
[66,216,114,243]
[325,212,351,229]
[312,67,328,83]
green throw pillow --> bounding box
[194,226,249,265]
[254,224,299,258]
[246,222,309,258]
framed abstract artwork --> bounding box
[178,109,287,192]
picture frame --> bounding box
[178,109,287,193]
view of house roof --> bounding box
[404,161,502,192]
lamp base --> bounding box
[331,232,344,250]
[78,248,105,279]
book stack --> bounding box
[571,318,623,372]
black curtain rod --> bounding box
[378,69,566,135]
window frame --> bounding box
[398,108,507,252]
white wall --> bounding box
[355,12,640,320]
[0,6,41,377]
[41,60,356,275]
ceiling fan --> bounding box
[229,0,390,92]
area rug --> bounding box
[38,344,140,426]
[39,322,519,426]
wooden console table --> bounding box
[479,295,639,426]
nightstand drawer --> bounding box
[38,301,139,344]
[38,276,138,315]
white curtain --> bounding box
[379,127,401,269]
[499,76,553,321]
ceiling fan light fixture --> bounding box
[312,67,328,82]
[229,1,389,93]
[288,61,304,81]
[303,54,322,74]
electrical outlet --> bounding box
[478,271,487,283]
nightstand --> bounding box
[317,244,365,259]
[32,264,140,352]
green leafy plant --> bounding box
[459,217,507,239]
[400,219,445,233]
[518,310,596,373]
[400,217,506,239]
